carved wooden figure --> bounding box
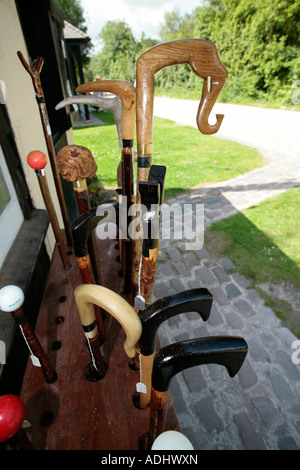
[57,144,101,285]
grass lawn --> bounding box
[73,110,264,198]
[207,186,300,336]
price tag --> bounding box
[30,354,41,367]
[136,382,147,394]
[0,340,5,364]
[134,294,145,311]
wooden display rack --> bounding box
[19,236,179,450]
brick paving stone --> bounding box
[278,436,299,450]
[225,283,242,298]
[219,257,236,270]
[233,299,256,318]
[268,367,299,406]
[195,266,217,284]
[233,413,267,450]
[209,286,230,305]
[194,395,224,433]
[251,396,283,429]
[212,266,231,283]
[183,252,200,267]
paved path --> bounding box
[150,97,300,450]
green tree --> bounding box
[55,0,87,32]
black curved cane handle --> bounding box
[152,336,248,392]
[139,288,213,356]
[71,200,119,257]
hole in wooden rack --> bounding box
[55,316,64,324]
[39,410,54,427]
[52,341,62,351]
[59,296,67,303]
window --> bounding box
[0,145,24,267]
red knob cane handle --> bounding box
[27,150,47,170]
[0,395,25,442]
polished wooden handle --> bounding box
[76,80,136,140]
[136,38,227,152]
[74,284,142,357]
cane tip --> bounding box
[27,150,47,170]
[0,285,24,312]
[0,395,25,442]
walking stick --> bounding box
[27,151,71,270]
[0,395,33,450]
[137,165,166,310]
[134,288,213,409]
[0,285,57,384]
[55,94,123,149]
[57,144,101,285]
[17,51,72,246]
[142,336,248,450]
[74,284,142,381]
[134,39,228,293]
[71,202,119,344]
[76,80,136,295]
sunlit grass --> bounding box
[73,111,264,198]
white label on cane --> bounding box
[0,340,5,364]
[136,382,147,394]
[134,295,145,311]
[30,354,41,367]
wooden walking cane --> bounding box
[140,336,248,450]
[71,202,119,344]
[74,284,142,381]
[76,80,136,295]
[137,165,166,311]
[17,51,72,246]
[133,288,213,410]
[27,151,71,269]
[56,144,101,286]
[0,285,57,384]
[134,39,228,293]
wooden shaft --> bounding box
[36,170,71,269]
[121,146,135,294]
[76,81,136,296]
[147,388,169,449]
[74,284,142,358]
[138,352,155,409]
[73,179,102,287]
[11,307,57,384]
[75,255,105,344]
[17,51,72,246]
[140,248,158,307]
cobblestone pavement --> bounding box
[150,98,300,450]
